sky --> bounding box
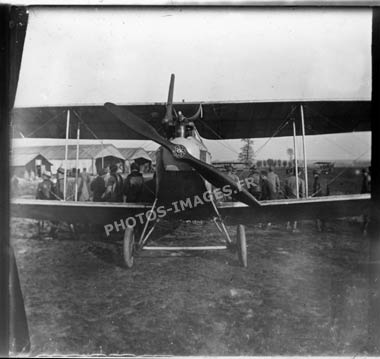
[13,7,372,161]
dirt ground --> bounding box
[11,217,370,356]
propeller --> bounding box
[162,74,175,125]
[104,102,259,207]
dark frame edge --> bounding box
[0,4,11,357]
[369,6,380,354]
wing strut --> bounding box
[292,118,300,199]
[63,110,70,201]
[74,120,80,202]
[300,104,309,197]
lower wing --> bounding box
[11,198,152,225]
[11,194,370,227]
[217,194,371,226]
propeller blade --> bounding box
[104,102,259,207]
[105,102,175,151]
[178,153,259,206]
[162,73,175,124]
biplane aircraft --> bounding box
[11,74,371,268]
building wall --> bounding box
[25,155,52,177]
[12,155,52,179]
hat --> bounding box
[98,168,106,176]
[131,163,140,172]
[43,171,51,178]
[57,167,64,174]
[110,164,118,173]
[250,164,257,171]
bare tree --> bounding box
[238,138,254,166]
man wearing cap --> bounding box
[312,169,330,231]
[78,168,91,201]
[55,167,65,199]
[90,168,107,202]
[267,165,281,200]
[361,167,371,235]
[247,165,262,200]
[224,165,240,201]
[225,165,240,183]
[36,172,56,200]
[123,162,144,203]
[361,167,371,194]
[284,168,305,232]
[36,171,58,237]
[260,170,271,201]
[102,164,124,202]
[312,169,330,198]
[284,168,306,199]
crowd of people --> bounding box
[36,162,371,204]
[32,161,371,236]
[35,162,145,204]
[225,163,371,233]
[225,164,328,201]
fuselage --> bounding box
[153,135,215,218]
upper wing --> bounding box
[217,194,371,225]
[12,100,370,140]
[11,199,152,225]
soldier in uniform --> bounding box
[35,172,58,237]
[123,162,144,203]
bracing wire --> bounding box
[254,106,298,157]
[309,149,370,197]
[25,109,66,137]
[304,104,369,147]
[196,117,241,156]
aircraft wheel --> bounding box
[123,226,136,268]
[236,224,247,268]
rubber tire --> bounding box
[123,226,135,269]
[237,224,247,267]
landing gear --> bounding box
[236,224,247,268]
[123,226,136,268]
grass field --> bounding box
[11,217,370,356]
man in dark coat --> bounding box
[312,169,330,231]
[102,164,124,202]
[35,172,58,236]
[247,165,262,200]
[361,167,371,194]
[90,168,106,202]
[361,167,371,235]
[123,162,144,203]
[36,172,56,200]
[260,170,272,201]
[312,169,330,197]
